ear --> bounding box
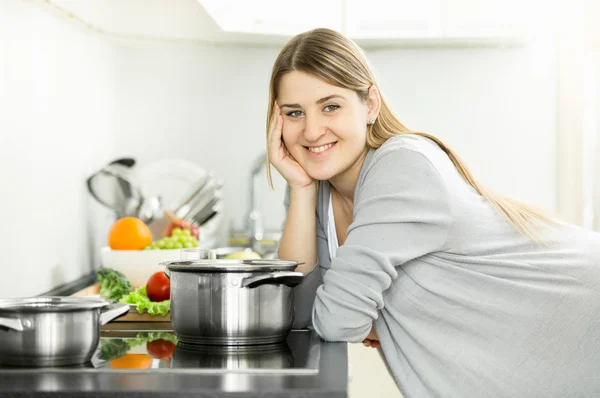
[366,85,382,122]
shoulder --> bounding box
[361,133,447,181]
[370,134,443,164]
[354,134,452,206]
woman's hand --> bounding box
[267,103,315,190]
[362,339,380,348]
[362,321,380,348]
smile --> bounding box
[306,142,336,154]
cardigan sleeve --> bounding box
[312,147,453,342]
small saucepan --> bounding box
[0,297,129,367]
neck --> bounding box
[329,148,368,204]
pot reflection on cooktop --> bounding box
[171,342,294,370]
[90,329,320,373]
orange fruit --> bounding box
[109,354,153,369]
[108,217,153,250]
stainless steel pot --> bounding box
[164,259,303,346]
[0,297,129,367]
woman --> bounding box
[266,28,600,397]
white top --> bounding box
[327,192,339,260]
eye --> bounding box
[324,104,340,112]
[286,110,304,117]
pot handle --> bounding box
[100,302,130,325]
[241,271,304,289]
[0,317,29,332]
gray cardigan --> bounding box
[285,134,600,397]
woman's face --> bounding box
[277,71,373,181]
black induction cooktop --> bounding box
[0,329,321,375]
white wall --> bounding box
[593,48,600,231]
[0,1,118,298]
[368,44,557,213]
[114,40,558,238]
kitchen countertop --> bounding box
[1,272,348,398]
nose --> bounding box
[303,113,325,142]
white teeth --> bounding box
[308,143,334,153]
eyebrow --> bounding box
[280,94,345,109]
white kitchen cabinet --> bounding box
[199,0,342,36]
[47,0,547,47]
[344,0,442,39]
[440,0,556,39]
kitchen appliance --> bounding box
[0,328,322,376]
[0,297,129,367]
[164,259,304,346]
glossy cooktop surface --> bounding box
[1,329,321,375]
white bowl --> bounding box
[99,235,220,288]
[99,247,182,288]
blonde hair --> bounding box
[266,28,555,242]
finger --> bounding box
[267,107,281,151]
[267,104,278,139]
[268,106,282,147]
[271,117,285,159]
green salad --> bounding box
[119,286,170,316]
[96,268,170,316]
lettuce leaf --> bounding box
[125,332,179,348]
[119,286,170,316]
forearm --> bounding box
[278,185,319,274]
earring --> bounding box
[369,118,375,125]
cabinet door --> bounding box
[345,0,442,38]
[199,0,342,35]
[441,0,554,38]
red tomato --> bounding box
[146,339,176,359]
[146,272,170,302]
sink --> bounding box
[226,229,281,258]
[213,246,278,259]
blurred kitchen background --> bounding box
[2,0,600,298]
[2,0,599,396]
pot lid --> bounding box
[162,259,300,273]
[0,297,110,312]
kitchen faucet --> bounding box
[247,152,266,253]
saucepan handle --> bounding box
[0,317,30,332]
[100,302,130,325]
[241,271,304,289]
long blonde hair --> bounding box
[266,28,555,242]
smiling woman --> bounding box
[265,28,600,398]
[277,72,373,182]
